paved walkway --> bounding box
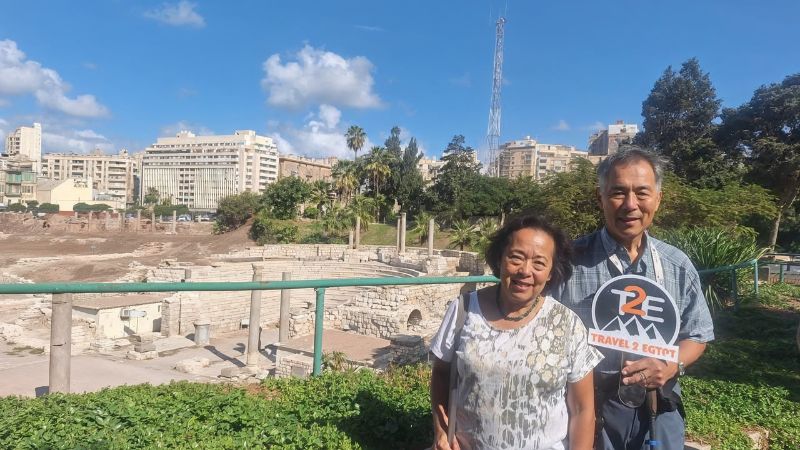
[0,328,279,397]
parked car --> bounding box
[177,214,191,222]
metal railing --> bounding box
[0,275,499,394]
[696,259,759,306]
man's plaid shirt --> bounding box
[551,227,715,374]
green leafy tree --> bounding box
[639,58,739,187]
[537,158,603,238]
[25,200,38,211]
[262,177,311,220]
[249,211,299,244]
[309,180,332,215]
[394,138,425,216]
[214,191,261,232]
[346,195,376,231]
[143,187,160,205]
[719,73,800,247]
[345,125,366,159]
[456,175,515,219]
[430,135,481,217]
[8,203,26,212]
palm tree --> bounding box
[345,125,366,160]
[309,180,332,216]
[411,211,438,244]
[364,146,392,196]
[331,160,359,205]
[448,219,476,251]
[475,217,500,256]
[346,195,376,231]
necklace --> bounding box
[495,286,541,322]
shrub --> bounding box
[303,206,319,219]
[249,212,299,244]
[656,227,768,312]
[38,203,59,213]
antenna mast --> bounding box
[486,17,505,176]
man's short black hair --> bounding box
[484,214,573,292]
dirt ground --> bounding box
[0,213,255,283]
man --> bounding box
[554,146,714,450]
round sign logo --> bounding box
[589,274,680,361]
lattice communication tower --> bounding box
[486,17,505,176]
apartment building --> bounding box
[496,137,601,180]
[4,123,42,173]
[417,157,446,183]
[588,120,639,156]
[140,130,279,210]
[41,149,138,205]
[278,154,336,182]
[0,158,37,206]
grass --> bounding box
[682,286,800,449]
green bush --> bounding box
[656,227,768,312]
[249,212,299,244]
[8,203,26,212]
[0,368,433,450]
[303,206,320,219]
[38,203,59,213]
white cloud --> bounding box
[586,121,607,132]
[83,62,97,70]
[0,118,7,142]
[42,128,114,154]
[355,25,385,32]
[552,119,570,131]
[144,1,205,28]
[269,104,374,158]
[261,45,382,110]
[449,73,472,88]
[0,98,9,107]
[0,40,109,118]
[159,120,214,137]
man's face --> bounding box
[599,158,662,245]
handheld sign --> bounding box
[589,274,680,362]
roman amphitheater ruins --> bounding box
[0,212,489,393]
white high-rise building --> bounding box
[41,149,139,205]
[140,130,279,210]
[588,120,639,156]
[497,136,602,180]
[4,123,42,173]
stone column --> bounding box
[150,211,155,232]
[354,216,361,249]
[396,218,401,251]
[428,218,435,256]
[136,210,141,233]
[86,212,92,232]
[348,230,354,248]
[279,272,291,343]
[172,210,177,234]
[246,265,263,368]
[104,211,110,230]
[49,293,73,394]
[399,212,407,254]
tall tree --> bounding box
[394,138,425,215]
[345,125,366,160]
[430,135,482,218]
[639,58,738,187]
[364,146,394,196]
[719,73,800,247]
[331,160,359,204]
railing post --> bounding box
[279,272,291,343]
[49,293,73,394]
[246,265,263,368]
[779,263,785,283]
[753,260,759,297]
[313,288,326,376]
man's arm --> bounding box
[621,340,706,388]
[567,371,596,450]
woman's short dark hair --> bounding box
[484,214,573,291]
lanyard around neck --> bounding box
[607,239,665,287]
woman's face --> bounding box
[499,227,555,304]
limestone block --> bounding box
[127,350,158,360]
[175,357,211,374]
[220,367,241,378]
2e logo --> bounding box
[613,285,666,323]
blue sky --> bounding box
[1,0,798,162]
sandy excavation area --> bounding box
[0,213,253,283]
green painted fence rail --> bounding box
[696,258,759,305]
[0,275,499,393]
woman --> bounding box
[430,215,602,450]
